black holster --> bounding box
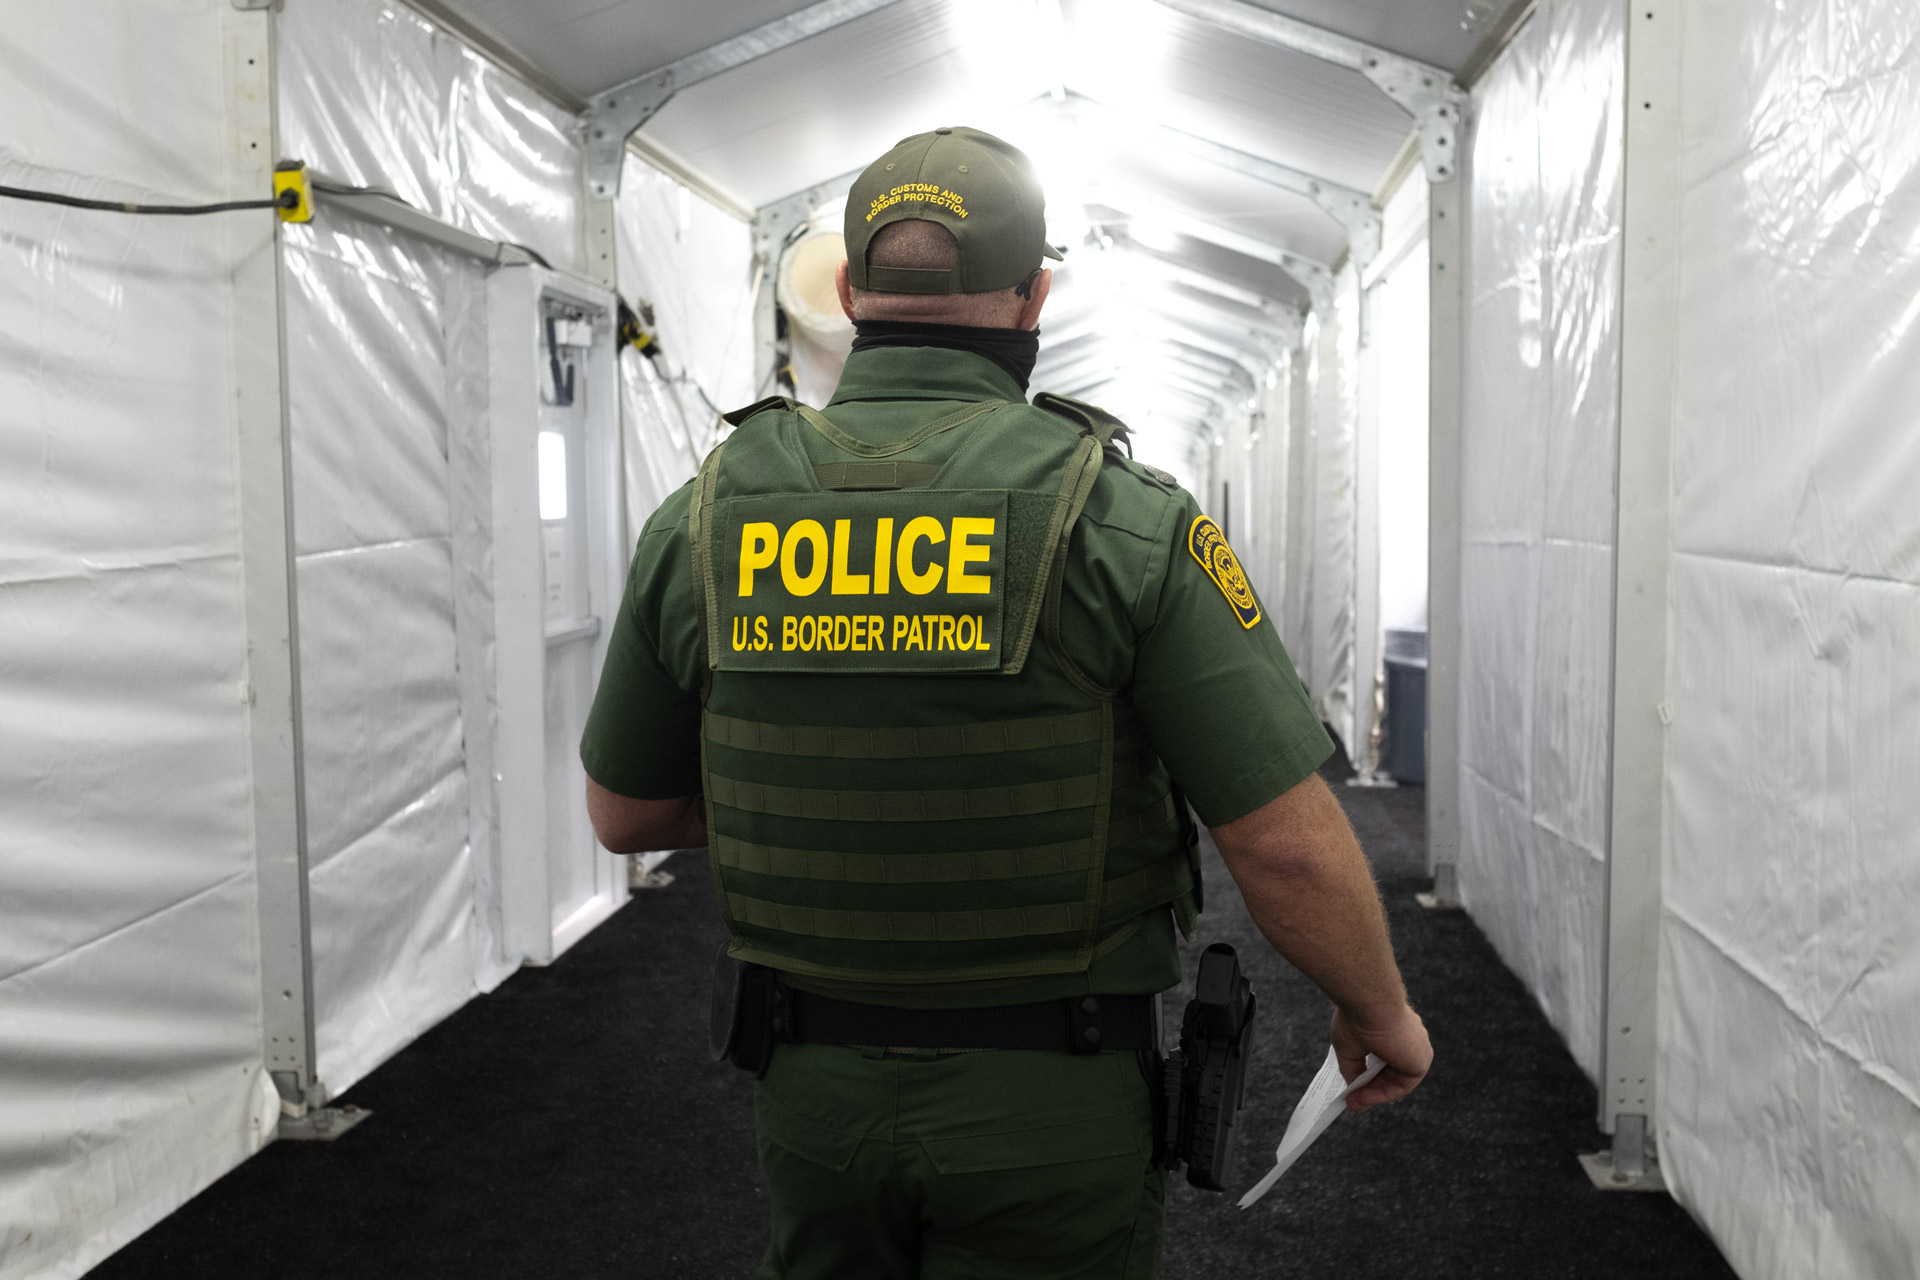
[1158,942,1258,1190]
[709,944,781,1079]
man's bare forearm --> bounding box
[1211,773,1431,1109]
[586,778,708,854]
[1210,774,1404,1022]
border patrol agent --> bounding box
[583,126,1431,1279]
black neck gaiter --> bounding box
[850,320,1040,392]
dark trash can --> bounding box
[1383,628,1428,785]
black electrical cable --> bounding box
[309,176,406,202]
[0,182,300,216]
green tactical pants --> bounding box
[752,1041,1165,1279]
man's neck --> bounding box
[848,319,1040,391]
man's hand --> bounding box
[1211,773,1431,1113]
[1332,1003,1432,1112]
[586,778,707,854]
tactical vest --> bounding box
[687,393,1201,987]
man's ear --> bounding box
[1016,267,1052,331]
[836,259,856,321]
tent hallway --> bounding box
[2,1,1916,1278]
[89,759,1738,1279]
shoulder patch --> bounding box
[1187,515,1261,629]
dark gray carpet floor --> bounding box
[95,758,1734,1279]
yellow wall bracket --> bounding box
[273,161,313,223]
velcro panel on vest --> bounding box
[813,460,940,491]
[709,490,1009,674]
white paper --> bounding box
[1237,1048,1384,1208]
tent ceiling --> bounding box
[431,0,829,102]
[430,0,1508,105]
[421,0,1524,463]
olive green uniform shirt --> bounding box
[582,345,1331,1007]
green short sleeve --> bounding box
[579,489,705,799]
[1127,494,1332,825]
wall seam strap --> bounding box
[1671,546,1920,592]
[0,549,237,592]
[1527,811,1607,863]
[1665,903,1920,1114]
[1461,757,1533,809]
[0,868,255,993]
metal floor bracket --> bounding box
[1416,861,1461,909]
[277,1104,371,1142]
[1579,1113,1667,1192]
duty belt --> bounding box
[776,987,1159,1055]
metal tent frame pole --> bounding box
[1583,0,1682,1194]
[227,4,363,1142]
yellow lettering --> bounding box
[938,615,957,650]
[781,520,828,596]
[739,522,778,596]
[873,518,894,594]
[850,615,866,651]
[907,616,924,651]
[870,615,885,651]
[898,517,945,595]
[975,614,991,650]
[798,615,816,650]
[782,615,797,650]
[831,519,869,595]
[731,616,749,651]
[893,614,909,649]
[948,517,993,594]
[833,615,851,650]
[755,615,770,651]
[955,615,975,650]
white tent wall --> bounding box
[1279,339,1317,672]
[1657,1,1920,1273]
[279,0,585,275]
[1371,179,1431,641]
[612,153,754,529]
[615,156,756,421]
[1300,265,1362,757]
[0,5,284,1275]
[1239,359,1295,633]
[1455,0,1623,1082]
[276,0,594,1095]
[279,217,492,1093]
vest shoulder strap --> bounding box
[721,395,797,427]
[1032,391,1133,450]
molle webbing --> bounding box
[708,773,1099,824]
[725,897,1089,945]
[703,708,1101,758]
[707,755,1151,823]
[710,793,1176,885]
[705,703,1191,984]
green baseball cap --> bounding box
[845,126,1064,295]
